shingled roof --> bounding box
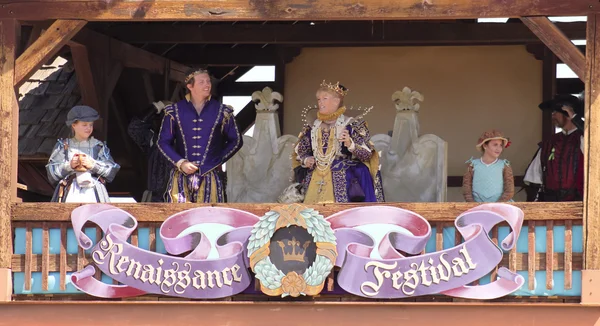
[18,56,81,158]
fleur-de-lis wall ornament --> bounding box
[252,87,283,111]
[392,87,424,112]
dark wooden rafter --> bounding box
[234,101,257,134]
[557,78,585,94]
[169,45,301,66]
[542,47,557,145]
[17,162,54,197]
[275,63,285,131]
[71,28,189,82]
[14,19,86,87]
[109,96,144,183]
[142,71,156,104]
[218,82,277,96]
[68,42,100,112]
[521,17,586,80]
[0,0,596,21]
[99,21,587,45]
[16,24,42,57]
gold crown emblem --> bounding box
[320,80,348,97]
[277,237,310,262]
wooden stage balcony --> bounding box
[9,202,583,303]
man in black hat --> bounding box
[523,94,584,201]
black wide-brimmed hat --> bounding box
[539,94,583,116]
[65,105,100,126]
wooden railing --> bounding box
[9,202,584,302]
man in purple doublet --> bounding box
[157,69,243,202]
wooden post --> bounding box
[0,18,19,302]
[542,47,556,145]
[582,13,600,305]
[69,43,100,112]
[275,63,285,132]
[521,16,586,81]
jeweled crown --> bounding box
[320,80,348,97]
[184,68,209,84]
[277,237,310,262]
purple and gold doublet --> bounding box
[157,98,242,202]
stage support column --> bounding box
[0,18,19,302]
[583,13,600,305]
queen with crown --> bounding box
[291,81,384,203]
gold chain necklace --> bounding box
[314,126,337,173]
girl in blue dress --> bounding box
[462,129,514,202]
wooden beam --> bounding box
[68,43,100,112]
[235,100,257,134]
[17,162,55,197]
[11,202,583,222]
[218,82,278,96]
[170,46,301,66]
[542,47,557,145]
[275,63,285,131]
[447,176,524,188]
[14,19,86,86]
[0,18,18,301]
[521,16,586,81]
[0,0,595,21]
[71,29,189,82]
[584,13,600,271]
[102,21,588,45]
[142,72,156,104]
[557,78,585,95]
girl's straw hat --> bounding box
[476,129,510,152]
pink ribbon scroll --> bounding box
[70,203,524,299]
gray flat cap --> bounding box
[65,105,100,126]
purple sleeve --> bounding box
[220,106,243,163]
[156,108,184,166]
[348,123,373,162]
[296,127,313,163]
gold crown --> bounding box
[320,80,348,97]
[184,69,209,84]
[277,237,310,262]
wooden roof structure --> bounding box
[1,1,600,324]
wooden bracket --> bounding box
[521,16,585,81]
[14,19,86,87]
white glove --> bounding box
[153,101,166,114]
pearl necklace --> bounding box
[314,126,338,173]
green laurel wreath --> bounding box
[247,208,337,294]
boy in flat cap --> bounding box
[46,105,120,202]
[524,94,584,202]
[157,68,243,203]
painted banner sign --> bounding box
[70,203,524,299]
